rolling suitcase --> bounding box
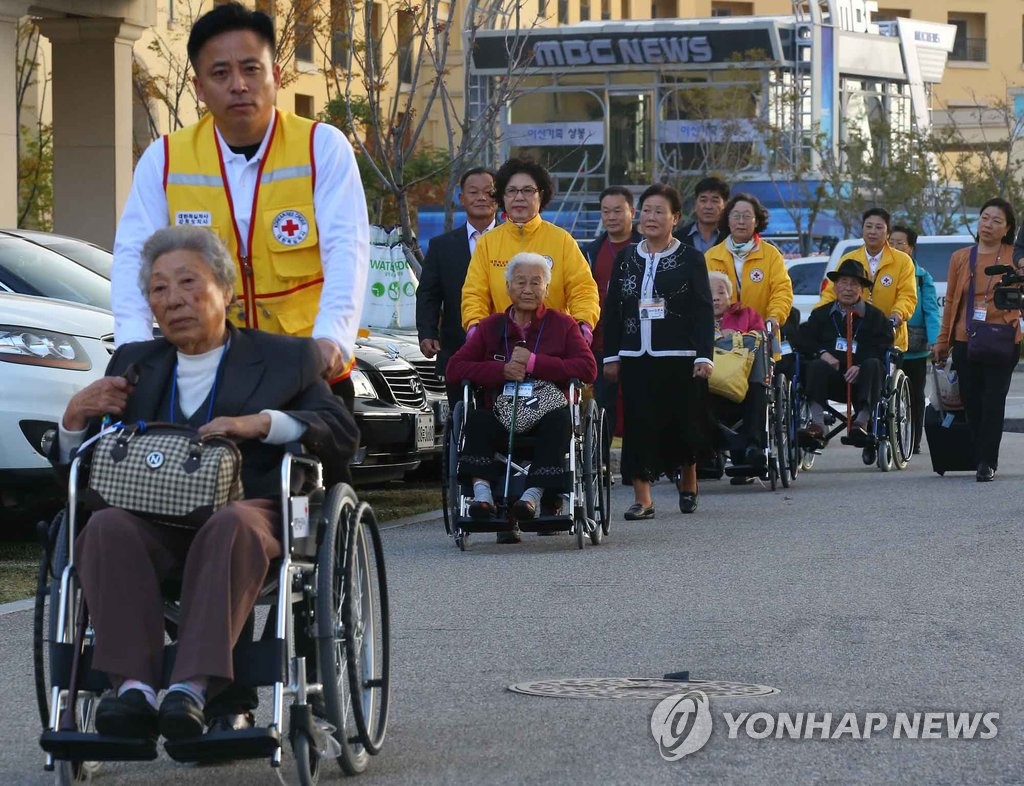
[923,403,975,475]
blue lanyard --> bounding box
[169,343,229,425]
[504,312,548,362]
[831,310,863,340]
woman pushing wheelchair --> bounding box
[52,226,356,740]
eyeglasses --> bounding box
[504,186,539,198]
[730,212,756,221]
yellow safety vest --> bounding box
[165,109,325,338]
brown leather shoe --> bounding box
[797,422,826,447]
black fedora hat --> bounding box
[827,258,873,289]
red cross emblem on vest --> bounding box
[272,209,310,246]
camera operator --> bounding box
[934,198,1022,482]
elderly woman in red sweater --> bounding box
[710,270,765,337]
[447,252,597,541]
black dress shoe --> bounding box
[624,503,655,520]
[496,527,521,544]
[159,690,206,740]
[512,498,538,520]
[95,689,158,739]
[206,711,255,734]
[469,499,495,519]
[678,491,698,514]
[976,463,995,482]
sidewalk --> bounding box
[1003,366,1024,432]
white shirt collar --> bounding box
[213,111,277,163]
[466,219,496,242]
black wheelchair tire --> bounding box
[447,402,465,539]
[293,730,321,786]
[774,374,791,489]
[582,400,602,546]
[342,502,391,756]
[440,415,452,535]
[33,510,63,729]
[599,409,612,536]
[314,483,370,776]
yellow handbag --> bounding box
[708,332,757,403]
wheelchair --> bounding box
[707,329,795,491]
[33,449,390,783]
[441,380,611,551]
[790,344,914,472]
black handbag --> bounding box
[82,422,244,529]
[965,247,1018,366]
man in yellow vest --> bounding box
[817,207,917,351]
[110,1,368,388]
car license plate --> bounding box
[415,413,434,450]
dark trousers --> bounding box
[457,407,572,491]
[713,383,768,452]
[803,357,883,417]
[75,499,281,695]
[951,341,1018,467]
[902,356,928,450]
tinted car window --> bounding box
[789,261,827,294]
[915,241,973,283]
[0,237,111,310]
[42,239,113,278]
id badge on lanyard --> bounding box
[639,297,666,320]
[835,337,858,353]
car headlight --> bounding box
[0,325,92,370]
[350,369,378,399]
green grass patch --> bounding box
[0,540,40,605]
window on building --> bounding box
[294,0,315,63]
[397,9,414,84]
[295,94,314,118]
[711,1,753,16]
[330,0,350,68]
[601,0,611,19]
[651,0,675,19]
[369,2,382,73]
[948,12,986,62]
[539,0,548,18]
[580,0,590,21]
[873,7,910,22]
[558,0,568,23]
[620,0,629,20]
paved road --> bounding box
[2,435,1022,785]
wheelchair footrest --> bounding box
[724,464,764,478]
[40,730,158,762]
[518,515,573,533]
[455,517,515,533]
[163,726,281,763]
[839,433,873,448]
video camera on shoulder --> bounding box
[984,264,1024,310]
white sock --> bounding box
[472,480,493,504]
[119,679,158,710]
[167,679,207,709]
[809,403,824,425]
[855,409,869,424]
[520,487,543,507]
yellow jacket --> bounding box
[461,214,600,329]
[818,243,917,351]
[704,238,793,326]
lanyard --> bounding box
[827,311,860,339]
[504,312,548,361]
[169,343,230,425]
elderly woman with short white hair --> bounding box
[447,252,597,543]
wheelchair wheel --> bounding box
[343,501,390,756]
[773,374,791,489]
[293,732,320,786]
[33,511,63,729]
[877,438,893,471]
[599,410,612,536]
[446,402,465,538]
[315,483,369,775]
[582,400,603,546]
[888,371,913,469]
[440,415,452,536]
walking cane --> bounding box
[845,309,854,433]
[503,341,528,505]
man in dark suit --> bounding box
[582,185,641,434]
[797,258,894,449]
[55,226,356,741]
[672,176,729,252]
[416,167,497,400]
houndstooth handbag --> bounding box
[492,380,567,434]
[83,422,243,529]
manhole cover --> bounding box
[508,677,779,700]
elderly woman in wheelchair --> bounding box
[51,226,357,744]
[447,252,597,543]
[706,271,773,482]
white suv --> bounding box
[822,235,975,308]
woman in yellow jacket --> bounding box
[704,194,792,481]
[703,193,793,330]
[461,157,600,338]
